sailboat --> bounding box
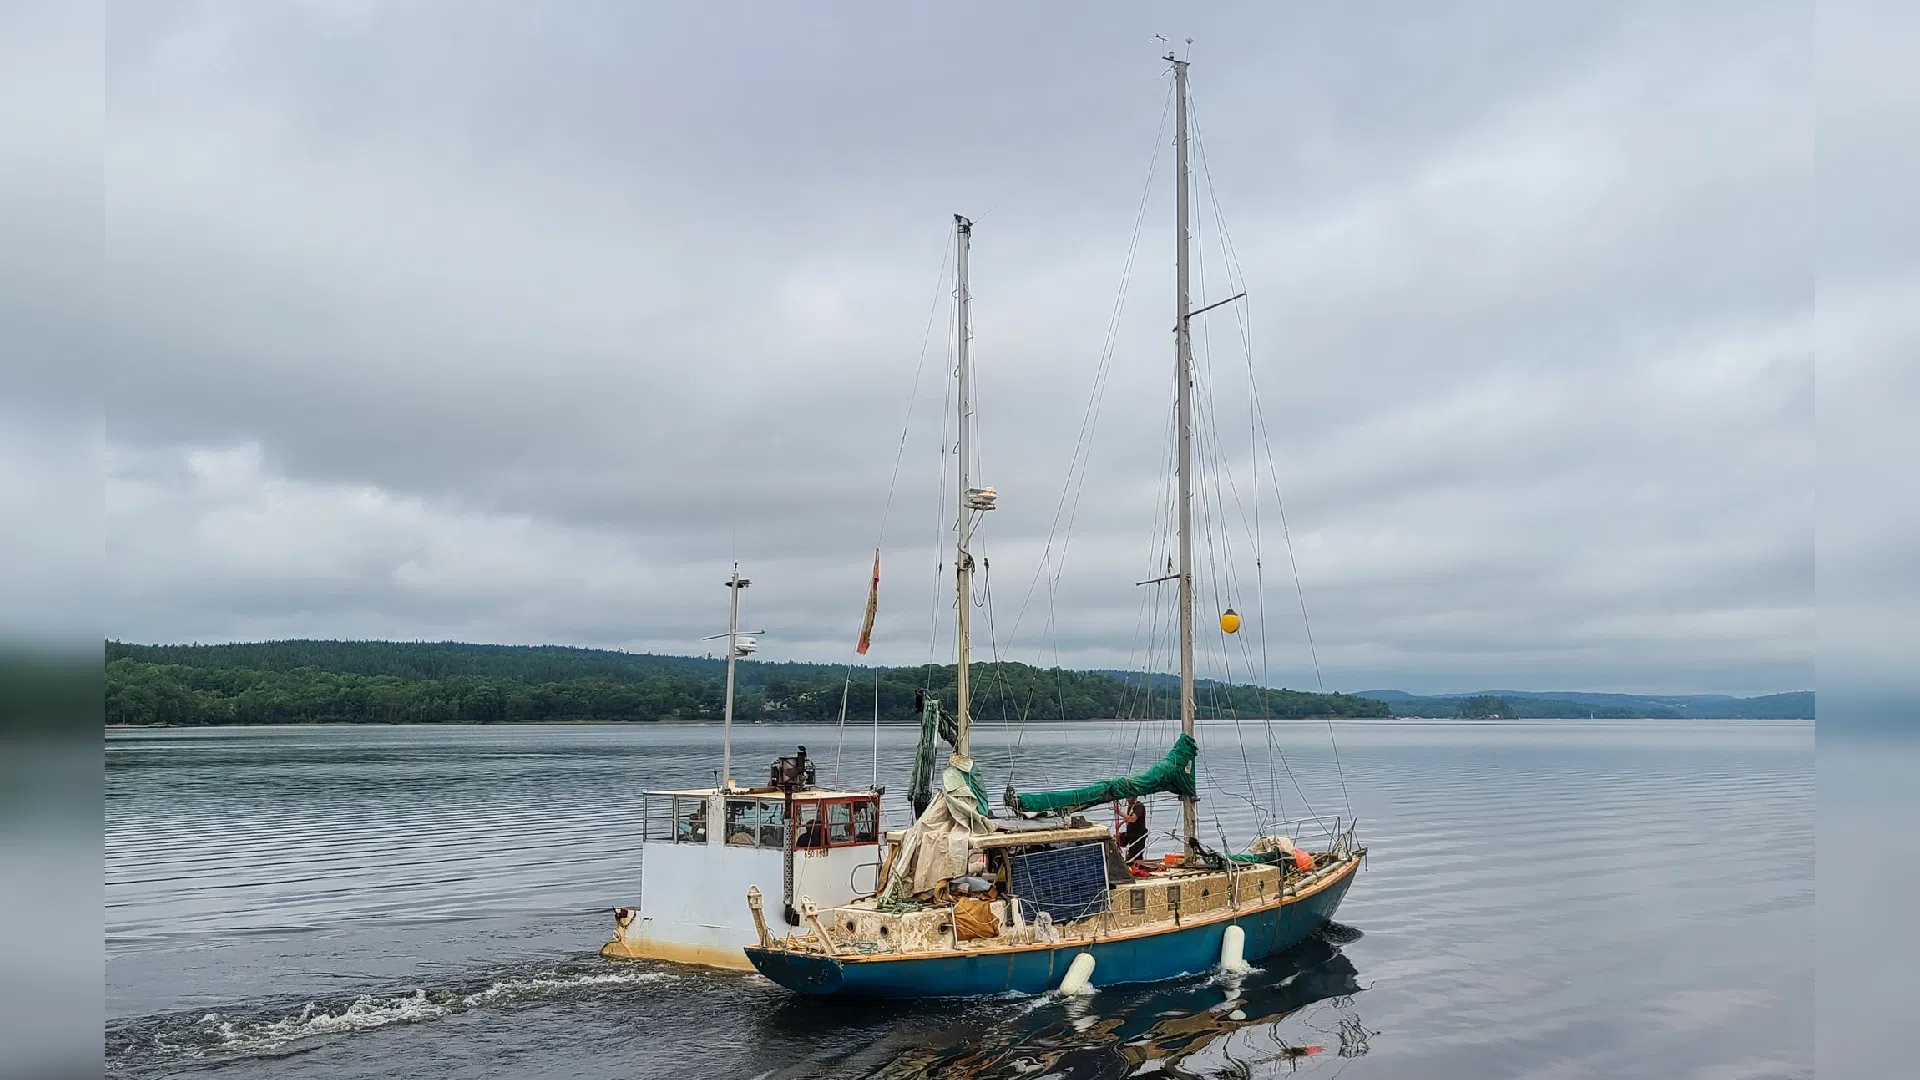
[600,564,886,969]
[743,55,1364,997]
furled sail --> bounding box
[1003,733,1199,816]
[907,694,941,819]
[908,690,971,819]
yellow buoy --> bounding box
[1219,608,1241,634]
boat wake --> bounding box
[106,959,680,1073]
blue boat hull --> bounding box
[746,856,1359,999]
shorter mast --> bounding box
[952,214,975,759]
[721,564,749,789]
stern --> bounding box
[744,947,847,994]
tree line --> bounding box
[104,640,1390,726]
[1374,691,1814,720]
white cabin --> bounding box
[603,772,884,970]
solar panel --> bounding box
[1007,843,1111,924]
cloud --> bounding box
[1816,0,1920,701]
[94,2,1820,693]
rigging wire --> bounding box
[1107,399,1178,749]
[973,549,1035,792]
[1123,402,1180,772]
[1187,349,1265,829]
[940,81,1172,791]
[924,287,960,696]
[1180,100,1329,838]
[1003,82,1173,652]
[954,218,1037,782]
[1189,83,1354,824]
[1183,123,1293,827]
[831,231,953,785]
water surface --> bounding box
[106,719,1812,1078]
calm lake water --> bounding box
[105,719,1813,1079]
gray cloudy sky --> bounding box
[93,1,1826,695]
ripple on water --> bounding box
[106,720,1813,1079]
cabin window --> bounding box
[826,802,855,844]
[787,798,882,849]
[793,802,825,849]
[725,799,783,848]
[1129,890,1146,914]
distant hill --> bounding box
[1357,689,1814,719]
[104,640,1388,726]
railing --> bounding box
[643,795,702,843]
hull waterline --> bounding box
[745,855,1357,999]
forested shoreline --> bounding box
[1365,689,1815,720]
[104,640,1391,727]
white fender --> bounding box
[1059,951,1097,995]
[1219,925,1250,973]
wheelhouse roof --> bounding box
[642,787,878,801]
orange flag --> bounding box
[855,548,880,655]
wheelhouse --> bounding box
[641,790,881,851]
[604,748,886,970]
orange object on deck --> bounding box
[1162,852,1185,867]
[1293,848,1313,871]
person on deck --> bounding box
[1116,796,1148,863]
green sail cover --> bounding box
[952,754,991,813]
[1006,732,1198,815]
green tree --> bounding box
[1454,695,1516,720]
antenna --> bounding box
[718,565,752,790]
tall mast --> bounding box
[721,564,748,789]
[952,214,975,759]
[1171,55,1198,849]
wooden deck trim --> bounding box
[781,852,1362,965]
